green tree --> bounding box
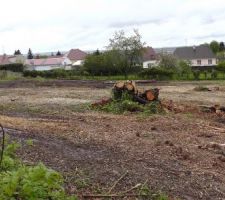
[217,51,225,62]
[216,61,225,72]
[56,51,62,56]
[219,42,225,52]
[14,50,21,55]
[159,54,178,71]
[83,50,123,76]
[107,29,145,78]
[210,40,220,54]
[193,70,201,80]
[27,48,33,59]
[93,49,101,56]
[178,60,192,79]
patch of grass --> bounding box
[184,112,194,119]
[138,183,169,200]
[68,103,90,113]
[64,168,90,190]
[25,139,34,146]
[138,182,169,200]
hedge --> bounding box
[0,63,24,72]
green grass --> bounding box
[0,71,23,81]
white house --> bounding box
[174,45,217,67]
[142,47,159,68]
[25,57,72,71]
[66,49,87,68]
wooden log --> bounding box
[199,105,216,113]
[133,95,149,104]
[145,90,155,101]
[125,82,134,91]
[114,81,124,89]
[142,88,159,101]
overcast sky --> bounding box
[1,0,225,54]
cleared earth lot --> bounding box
[0,80,225,199]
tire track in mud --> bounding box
[3,127,225,199]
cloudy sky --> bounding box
[1,0,225,54]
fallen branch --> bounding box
[83,183,143,199]
[203,125,225,133]
[120,183,142,194]
[82,193,149,199]
[107,170,128,194]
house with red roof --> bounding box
[25,57,72,71]
[0,54,25,66]
[142,47,159,68]
[0,55,11,65]
[66,49,87,67]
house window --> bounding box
[148,63,153,68]
[197,60,201,65]
[208,59,212,65]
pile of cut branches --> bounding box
[92,81,163,114]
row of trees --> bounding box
[13,49,62,59]
[209,41,225,54]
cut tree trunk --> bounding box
[125,82,135,91]
[114,81,125,89]
[133,95,149,104]
[113,81,160,103]
[141,88,159,101]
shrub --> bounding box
[23,69,79,79]
[211,70,218,79]
[139,67,174,80]
[216,61,225,72]
[193,70,201,80]
[0,63,24,72]
[0,139,77,200]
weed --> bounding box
[138,184,169,200]
[0,138,78,200]
[25,139,34,146]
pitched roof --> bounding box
[0,55,11,65]
[67,49,87,61]
[142,47,157,61]
[174,45,216,59]
[26,57,65,66]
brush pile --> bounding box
[92,81,163,114]
[112,80,159,104]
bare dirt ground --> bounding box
[0,80,225,200]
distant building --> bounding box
[174,45,217,67]
[25,57,72,71]
[0,54,25,65]
[0,55,11,65]
[142,47,159,68]
[154,47,176,55]
[66,49,87,67]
